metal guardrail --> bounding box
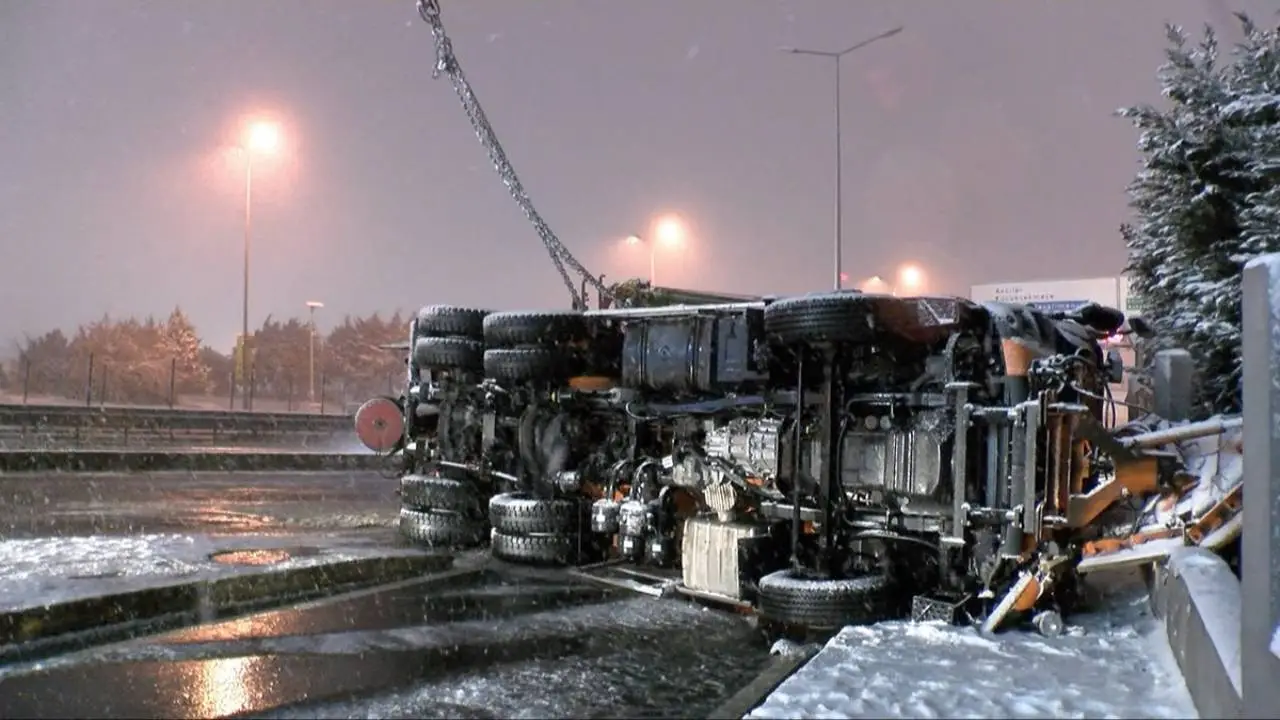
[0,402,353,450]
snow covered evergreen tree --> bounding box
[1120,18,1280,416]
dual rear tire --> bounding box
[482,311,590,384]
[414,305,490,375]
[397,471,488,549]
[488,492,582,565]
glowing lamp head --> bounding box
[246,121,281,154]
[654,215,685,247]
[625,234,643,246]
[897,264,924,291]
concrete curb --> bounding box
[707,644,820,720]
[1149,547,1242,718]
[0,450,384,473]
[0,552,450,663]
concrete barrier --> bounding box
[0,449,384,473]
[1241,255,1280,718]
[1148,254,1280,718]
[1150,547,1242,718]
[0,553,453,663]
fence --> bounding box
[0,354,404,415]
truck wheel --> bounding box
[757,569,892,629]
[483,347,581,383]
[416,305,489,340]
[490,529,576,565]
[398,507,487,549]
[482,310,589,348]
[489,492,580,535]
[763,292,879,346]
[400,472,483,515]
[414,336,483,372]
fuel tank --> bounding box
[620,310,765,393]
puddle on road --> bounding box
[209,547,322,566]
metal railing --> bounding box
[0,402,353,451]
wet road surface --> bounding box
[0,563,771,719]
[0,471,399,537]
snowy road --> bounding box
[0,470,403,612]
[0,470,398,537]
[0,470,1200,719]
[750,572,1196,719]
[0,531,424,613]
[0,566,770,718]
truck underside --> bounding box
[358,289,1147,635]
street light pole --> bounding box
[782,27,904,291]
[233,118,281,410]
[241,153,253,410]
[626,234,657,286]
[305,301,324,404]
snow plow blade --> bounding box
[1077,415,1243,574]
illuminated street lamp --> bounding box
[897,263,924,294]
[238,117,282,409]
[305,301,324,404]
[654,214,685,247]
[626,214,687,286]
[781,26,904,291]
[861,263,926,295]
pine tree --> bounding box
[1233,16,1280,269]
[1119,19,1280,416]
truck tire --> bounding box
[416,305,489,340]
[490,529,576,565]
[483,310,589,348]
[398,507,487,549]
[400,472,483,515]
[757,569,891,629]
[763,292,879,346]
[489,492,580,535]
[483,347,581,384]
[414,336,483,372]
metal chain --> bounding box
[417,0,612,310]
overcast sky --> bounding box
[1,0,1271,351]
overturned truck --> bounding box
[357,290,1150,634]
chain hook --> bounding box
[417,0,449,78]
[417,0,441,20]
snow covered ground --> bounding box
[750,581,1195,719]
[0,532,418,612]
